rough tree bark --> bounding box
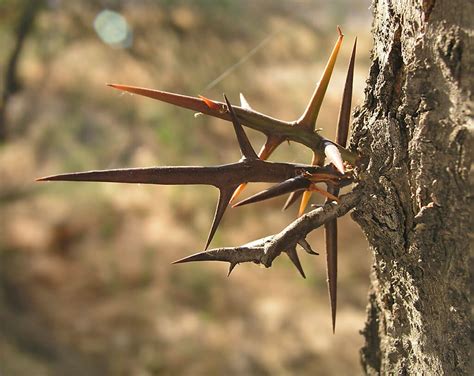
[350,0,472,374]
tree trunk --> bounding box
[351,0,472,374]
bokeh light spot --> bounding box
[94,10,132,48]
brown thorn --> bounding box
[36,166,238,186]
[286,247,306,279]
[227,263,237,277]
[107,84,213,114]
[172,251,217,264]
[323,36,356,330]
[205,186,238,250]
[35,168,178,185]
[297,238,319,255]
[171,243,267,266]
[335,37,356,147]
[233,176,310,208]
[223,94,258,160]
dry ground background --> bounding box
[0,1,373,375]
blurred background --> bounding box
[0,1,372,375]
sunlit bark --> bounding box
[352,0,472,374]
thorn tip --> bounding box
[286,248,306,279]
[227,263,237,277]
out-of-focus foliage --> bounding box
[0,1,372,375]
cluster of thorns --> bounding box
[38,28,357,332]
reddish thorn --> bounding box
[199,95,225,113]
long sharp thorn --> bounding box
[172,244,266,266]
[172,251,217,264]
[298,238,319,255]
[227,263,237,277]
[336,37,357,147]
[223,94,258,160]
[36,167,198,185]
[286,248,306,279]
[205,187,238,250]
[233,176,311,208]
[282,190,303,211]
[108,84,218,115]
[37,166,231,186]
[297,27,344,130]
[324,38,356,334]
